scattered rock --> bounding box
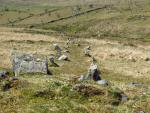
[135,110,145,113]
[64,49,70,53]
[91,57,97,63]
[121,93,128,102]
[11,52,49,76]
[49,56,59,67]
[128,82,143,87]
[128,56,136,62]
[67,37,75,44]
[97,80,109,86]
[0,70,9,78]
[86,63,101,81]
[108,88,128,106]
[73,84,104,97]
[53,44,62,57]
[84,46,91,57]
[58,55,68,61]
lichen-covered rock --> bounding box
[53,44,62,57]
[11,52,49,76]
[49,56,59,67]
[86,63,101,81]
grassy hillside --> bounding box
[0,0,150,113]
[0,0,150,42]
[0,26,150,113]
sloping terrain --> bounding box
[0,0,150,113]
[0,27,150,113]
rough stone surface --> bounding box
[121,94,128,102]
[53,44,62,57]
[97,80,109,86]
[84,46,91,57]
[11,52,48,76]
[58,55,68,61]
[78,75,85,81]
[0,70,9,78]
[49,56,59,67]
[86,63,101,81]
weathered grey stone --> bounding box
[84,46,91,57]
[0,70,9,78]
[49,56,59,67]
[97,80,109,86]
[11,52,48,76]
[53,44,62,57]
[121,94,128,102]
[128,82,143,87]
[67,37,75,44]
[86,63,101,81]
[78,75,86,81]
[58,55,68,61]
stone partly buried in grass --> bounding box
[0,70,9,79]
[11,52,49,76]
[84,46,91,57]
[97,80,109,86]
[107,88,128,106]
[49,55,59,67]
[79,63,110,86]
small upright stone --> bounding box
[49,55,59,67]
[86,63,101,81]
[53,44,62,57]
[0,70,9,78]
[84,46,91,57]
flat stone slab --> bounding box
[97,80,109,86]
[11,52,48,76]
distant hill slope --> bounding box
[0,0,103,6]
[2,0,146,6]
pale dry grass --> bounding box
[0,27,63,68]
[86,38,150,78]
